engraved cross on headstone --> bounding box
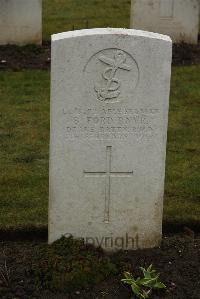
[84,146,133,223]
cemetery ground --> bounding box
[0,66,199,231]
[0,63,199,299]
[0,1,200,298]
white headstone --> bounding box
[130,0,199,44]
[0,0,42,45]
[49,28,172,251]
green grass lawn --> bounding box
[43,0,131,40]
[0,71,50,228]
[164,66,200,225]
[0,66,199,229]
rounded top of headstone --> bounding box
[52,28,172,43]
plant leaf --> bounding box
[124,271,132,280]
[131,281,141,296]
[147,264,152,272]
[154,282,166,289]
[140,277,157,287]
[121,278,133,285]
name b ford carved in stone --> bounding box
[84,48,139,103]
[63,106,160,140]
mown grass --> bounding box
[0,66,199,229]
[43,0,131,40]
[164,66,200,225]
[0,71,50,228]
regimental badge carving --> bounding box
[84,48,139,103]
[95,50,132,102]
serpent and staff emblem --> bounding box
[95,50,132,102]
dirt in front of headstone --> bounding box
[0,42,200,71]
[0,233,199,299]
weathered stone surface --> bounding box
[49,28,172,251]
[130,0,199,44]
[0,0,42,45]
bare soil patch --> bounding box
[0,234,199,299]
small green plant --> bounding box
[121,264,166,299]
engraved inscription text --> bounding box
[63,106,160,140]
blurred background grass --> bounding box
[43,0,131,40]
